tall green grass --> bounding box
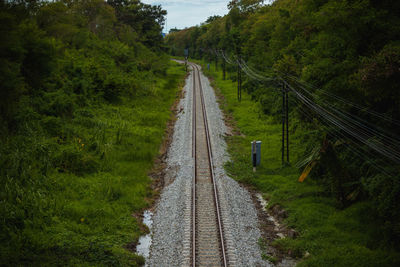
[0,61,186,266]
[200,61,400,266]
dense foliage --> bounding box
[166,0,400,247]
[0,0,183,265]
[202,63,400,266]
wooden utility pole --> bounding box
[222,58,226,80]
[237,54,242,102]
[281,82,289,164]
[184,48,189,72]
[282,84,285,164]
[286,85,289,163]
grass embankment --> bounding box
[1,62,186,266]
[199,62,400,266]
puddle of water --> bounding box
[136,210,153,263]
[256,193,268,212]
[256,194,298,266]
[277,233,286,239]
[256,193,285,237]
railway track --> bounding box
[190,63,228,267]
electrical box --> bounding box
[251,141,262,166]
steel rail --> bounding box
[191,63,197,267]
[190,63,228,267]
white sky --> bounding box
[141,0,230,32]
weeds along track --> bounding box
[190,63,228,267]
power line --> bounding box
[202,47,400,171]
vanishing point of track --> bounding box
[190,63,228,267]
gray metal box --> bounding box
[251,141,262,166]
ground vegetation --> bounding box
[0,0,185,265]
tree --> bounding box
[205,15,221,24]
[169,27,180,33]
[228,0,264,12]
[108,0,166,48]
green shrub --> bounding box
[54,145,99,175]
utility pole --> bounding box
[239,62,242,101]
[222,51,226,80]
[282,83,285,165]
[237,53,242,102]
[281,82,289,165]
[286,85,289,163]
[184,48,189,72]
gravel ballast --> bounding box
[147,64,270,266]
